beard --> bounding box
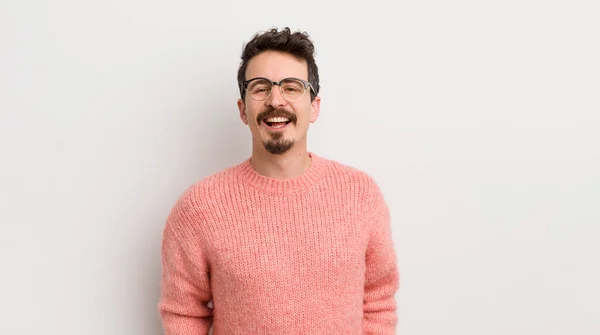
[263,130,295,154]
[256,106,297,155]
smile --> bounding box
[263,117,292,130]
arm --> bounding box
[363,195,400,334]
[158,197,213,334]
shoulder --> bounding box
[316,154,390,231]
[164,162,241,234]
[316,154,385,204]
[185,164,240,200]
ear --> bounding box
[237,98,248,125]
[309,96,321,123]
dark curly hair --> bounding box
[237,27,320,101]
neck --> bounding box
[250,142,312,180]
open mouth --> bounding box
[263,117,292,129]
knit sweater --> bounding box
[158,152,400,334]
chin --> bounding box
[263,138,295,155]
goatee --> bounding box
[263,131,295,154]
[257,106,297,154]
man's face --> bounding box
[237,51,320,155]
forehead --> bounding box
[245,50,308,81]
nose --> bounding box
[265,83,287,108]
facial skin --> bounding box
[237,51,321,156]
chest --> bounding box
[205,198,369,291]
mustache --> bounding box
[256,107,297,125]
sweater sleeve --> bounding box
[363,192,400,334]
[158,195,213,335]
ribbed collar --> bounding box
[235,152,327,195]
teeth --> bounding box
[265,117,290,123]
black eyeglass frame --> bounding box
[241,77,315,101]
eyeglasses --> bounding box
[242,77,314,102]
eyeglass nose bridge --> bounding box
[265,80,288,100]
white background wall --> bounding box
[1,0,599,334]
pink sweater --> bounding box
[158,152,400,334]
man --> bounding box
[158,27,400,334]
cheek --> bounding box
[245,107,260,126]
[297,107,313,125]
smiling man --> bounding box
[158,27,400,334]
[237,41,320,168]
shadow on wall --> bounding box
[148,94,248,334]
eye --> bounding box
[250,86,270,93]
[283,86,301,92]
